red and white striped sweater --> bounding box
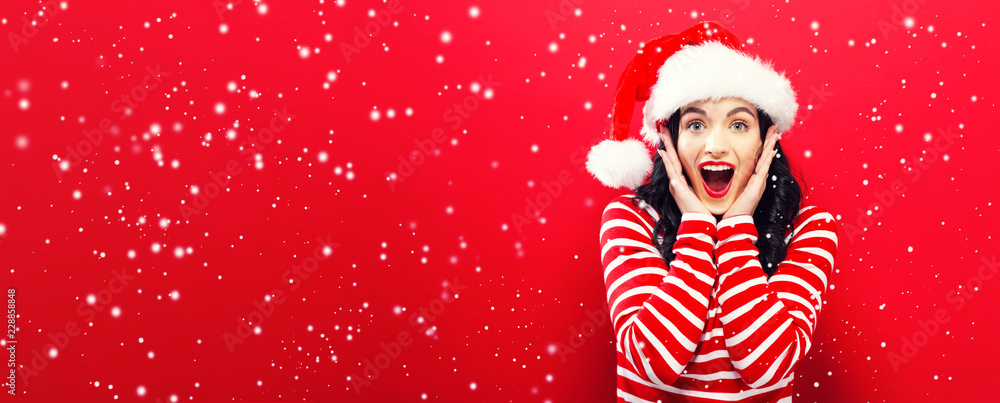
[600,193,838,402]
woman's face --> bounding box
[661,97,764,216]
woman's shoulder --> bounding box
[785,204,838,243]
[793,205,837,224]
[600,193,660,242]
[602,193,639,207]
[601,193,659,225]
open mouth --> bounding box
[700,163,734,198]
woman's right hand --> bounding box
[656,134,711,216]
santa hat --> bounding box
[585,21,798,189]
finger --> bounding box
[665,141,687,183]
[766,128,779,160]
[759,127,778,162]
[656,148,669,172]
[755,128,779,174]
[662,135,676,159]
[657,127,670,149]
[767,125,779,148]
[760,145,779,179]
[662,140,685,183]
[657,149,679,183]
[657,123,676,156]
[754,146,769,174]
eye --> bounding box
[731,121,749,132]
[686,121,705,132]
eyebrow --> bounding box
[680,107,706,117]
[728,107,756,119]
[680,106,756,119]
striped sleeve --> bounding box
[713,206,838,389]
[600,195,719,387]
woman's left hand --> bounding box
[722,125,780,220]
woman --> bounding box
[586,22,838,402]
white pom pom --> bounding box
[585,138,653,189]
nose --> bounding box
[704,126,728,157]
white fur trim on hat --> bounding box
[585,138,653,189]
[642,40,798,138]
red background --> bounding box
[1,0,998,402]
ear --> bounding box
[655,119,669,147]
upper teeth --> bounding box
[702,165,732,171]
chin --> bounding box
[697,181,742,217]
[703,201,731,216]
